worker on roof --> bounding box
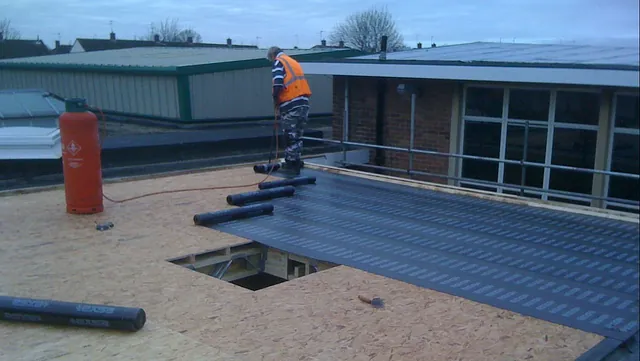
[267,46,312,176]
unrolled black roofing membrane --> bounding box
[208,168,639,346]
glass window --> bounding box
[608,133,639,202]
[503,124,547,188]
[549,128,598,195]
[462,121,502,182]
[555,91,600,125]
[615,95,640,129]
[0,94,27,118]
[464,87,503,118]
[508,89,550,121]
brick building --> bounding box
[302,41,640,213]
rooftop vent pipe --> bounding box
[379,35,388,60]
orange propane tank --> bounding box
[59,98,104,214]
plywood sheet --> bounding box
[0,165,604,361]
[0,320,238,361]
[189,266,604,361]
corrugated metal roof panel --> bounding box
[0,46,353,68]
[355,42,640,67]
[0,89,65,120]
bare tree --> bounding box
[144,18,203,43]
[328,6,405,52]
[1,18,21,39]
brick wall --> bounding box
[332,75,457,184]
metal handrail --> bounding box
[337,161,640,207]
[302,136,640,180]
[300,77,639,209]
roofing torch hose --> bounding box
[90,105,280,204]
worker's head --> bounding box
[266,46,283,62]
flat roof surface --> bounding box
[214,168,640,341]
[353,42,640,68]
[0,47,353,68]
[0,165,610,361]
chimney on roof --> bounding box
[321,39,326,47]
[109,32,116,41]
[338,40,344,48]
[187,36,193,44]
[55,40,60,49]
[227,38,232,47]
[431,43,436,48]
[379,35,388,60]
[154,34,160,42]
[417,42,422,49]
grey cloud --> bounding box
[1,0,637,49]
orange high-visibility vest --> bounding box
[275,54,312,104]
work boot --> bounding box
[279,159,301,176]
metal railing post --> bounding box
[520,120,530,196]
[342,78,349,164]
[408,93,416,175]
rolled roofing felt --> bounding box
[0,295,146,331]
[193,203,275,226]
[226,186,295,206]
[258,176,316,190]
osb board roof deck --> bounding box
[0,166,603,361]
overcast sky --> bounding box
[2,0,639,49]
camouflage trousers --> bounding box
[280,105,310,162]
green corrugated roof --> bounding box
[0,46,365,75]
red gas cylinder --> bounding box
[59,98,104,214]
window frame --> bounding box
[459,83,602,204]
[603,91,640,212]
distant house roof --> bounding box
[73,34,258,52]
[0,46,365,76]
[312,40,347,50]
[50,43,72,55]
[0,39,51,60]
[302,41,640,88]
